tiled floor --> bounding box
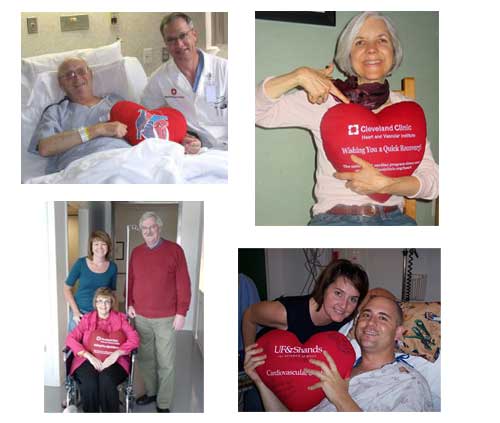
[45,330,203,413]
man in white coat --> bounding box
[141,13,228,150]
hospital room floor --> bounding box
[44,331,204,413]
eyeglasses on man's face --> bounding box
[59,67,89,81]
[141,224,159,233]
[165,28,193,45]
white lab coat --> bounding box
[141,49,228,149]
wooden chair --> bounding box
[395,77,417,220]
[395,77,439,225]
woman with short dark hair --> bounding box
[63,230,118,332]
[242,258,369,346]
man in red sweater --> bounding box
[127,211,191,412]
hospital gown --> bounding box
[28,94,130,174]
[310,361,433,412]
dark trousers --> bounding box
[74,361,128,412]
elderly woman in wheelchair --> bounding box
[65,287,140,412]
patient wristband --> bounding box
[78,126,90,143]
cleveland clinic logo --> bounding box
[348,124,359,136]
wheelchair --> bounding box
[62,347,138,413]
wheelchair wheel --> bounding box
[125,395,132,413]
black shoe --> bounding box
[156,406,170,413]
[136,395,157,405]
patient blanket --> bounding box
[26,138,228,184]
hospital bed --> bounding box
[21,41,228,183]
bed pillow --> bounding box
[398,301,441,362]
[26,59,130,124]
[22,40,122,107]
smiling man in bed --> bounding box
[245,296,433,412]
[141,13,228,150]
[27,57,133,174]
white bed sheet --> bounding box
[25,138,228,184]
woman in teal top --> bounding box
[64,230,117,332]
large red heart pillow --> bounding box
[110,100,187,146]
[255,330,355,411]
[320,101,427,203]
[85,329,126,361]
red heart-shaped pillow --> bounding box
[85,329,126,361]
[255,330,355,411]
[320,101,427,202]
[110,100,187,146]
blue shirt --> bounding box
[65,257,117,313]
[28,94,130,174]
[238,273,261,352]
[192,50,204,92]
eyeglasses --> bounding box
[141,224,158,233]
[96,298,111,305]
[58,67,89,81]
[165,29,193,45]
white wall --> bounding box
[339,249,441,301]
[21,12,212,76]
[179,202,204,332]
[44,202,69,387]
[265,249,441,302]
[266,249,308,299]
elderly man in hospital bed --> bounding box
[244,296,433,412]
[141,12,228,150]
[28,57,201,175]
[27,57,132,174]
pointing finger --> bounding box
[329,83,350,104]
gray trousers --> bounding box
[135,315,176,409]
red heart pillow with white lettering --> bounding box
[85,329,126,361]
[255,330,355,411]
[320,101,427,202]
[110,100,187,146]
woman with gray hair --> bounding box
[255,12,438,226]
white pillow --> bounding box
[21,40,122,106]
[26,59,130,121]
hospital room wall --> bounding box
[255,11,439,226]
[45,202,69,387]
[20,12,208,76]
[75,201,202,333]
[265,249,440,302]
